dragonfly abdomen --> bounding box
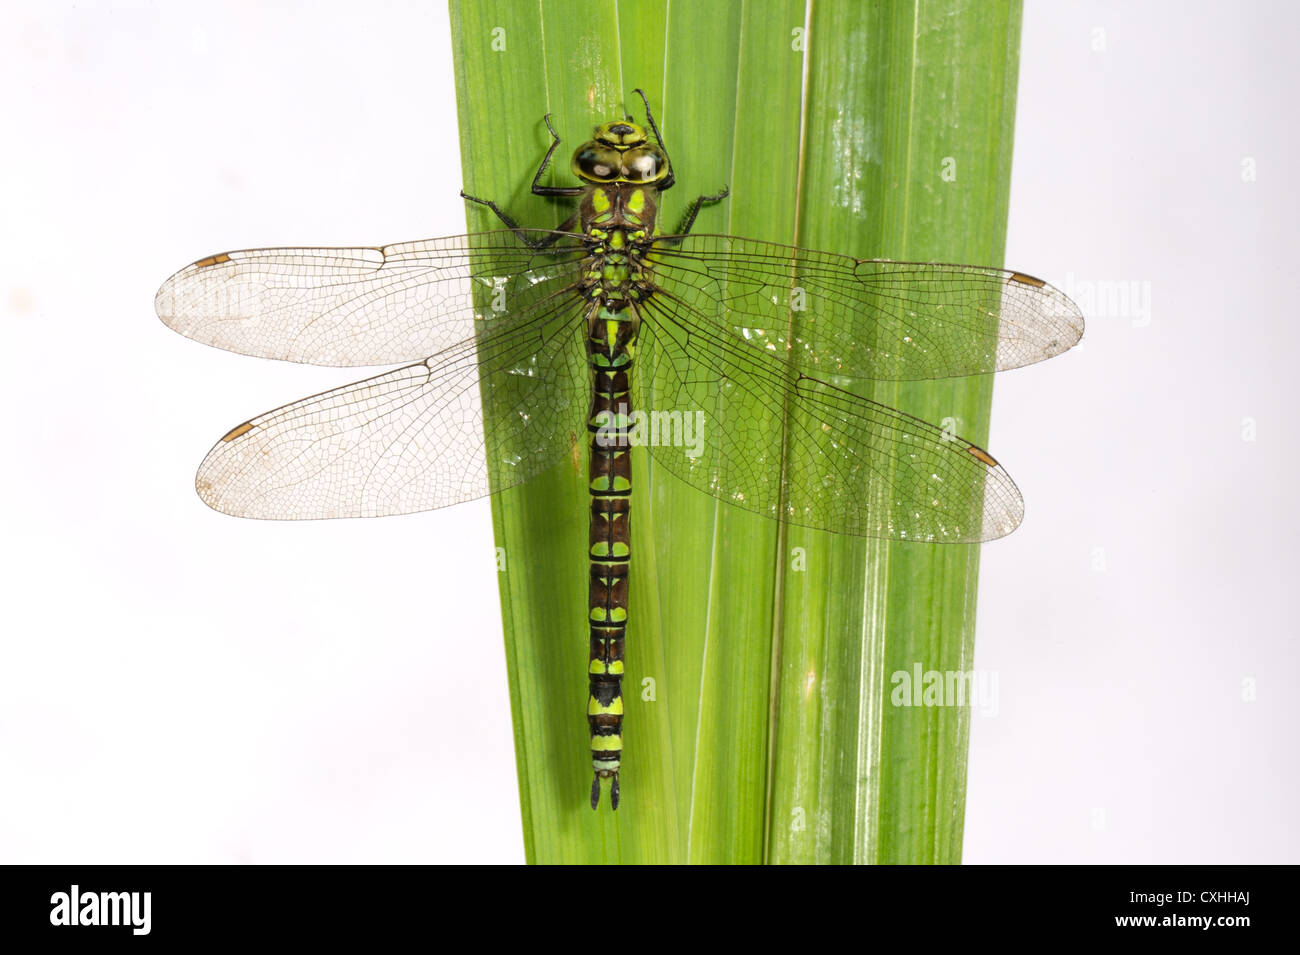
[585,300,638,810]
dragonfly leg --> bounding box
[664,187,731,241]
[458,189,524,228]
[458,192,579,249]
[532,113,585,199]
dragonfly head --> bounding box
[596,120,647,147]
[572,121,669,185]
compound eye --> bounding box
[622,146,667,182]
[574,146,621,182]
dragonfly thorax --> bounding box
[581,180,660,232]
[576,186,658,330]
[579,183,661,295]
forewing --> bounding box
[156,231,587,366]
[648,234,1083,382]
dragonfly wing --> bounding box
[195,291,589,519]
[648,234,1083,382]
[635,292,1022,542]
[156,231,588,367]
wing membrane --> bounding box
[156,231,587,366]
[635,288,1021,542]
[648,234,1084,382]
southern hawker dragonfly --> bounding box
[155,92,1084,810]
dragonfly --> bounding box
[156,91,1083,811]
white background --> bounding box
[1,1,1294,864]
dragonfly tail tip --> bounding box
[590,771,621,810]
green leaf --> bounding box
[450,0,1024,863]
